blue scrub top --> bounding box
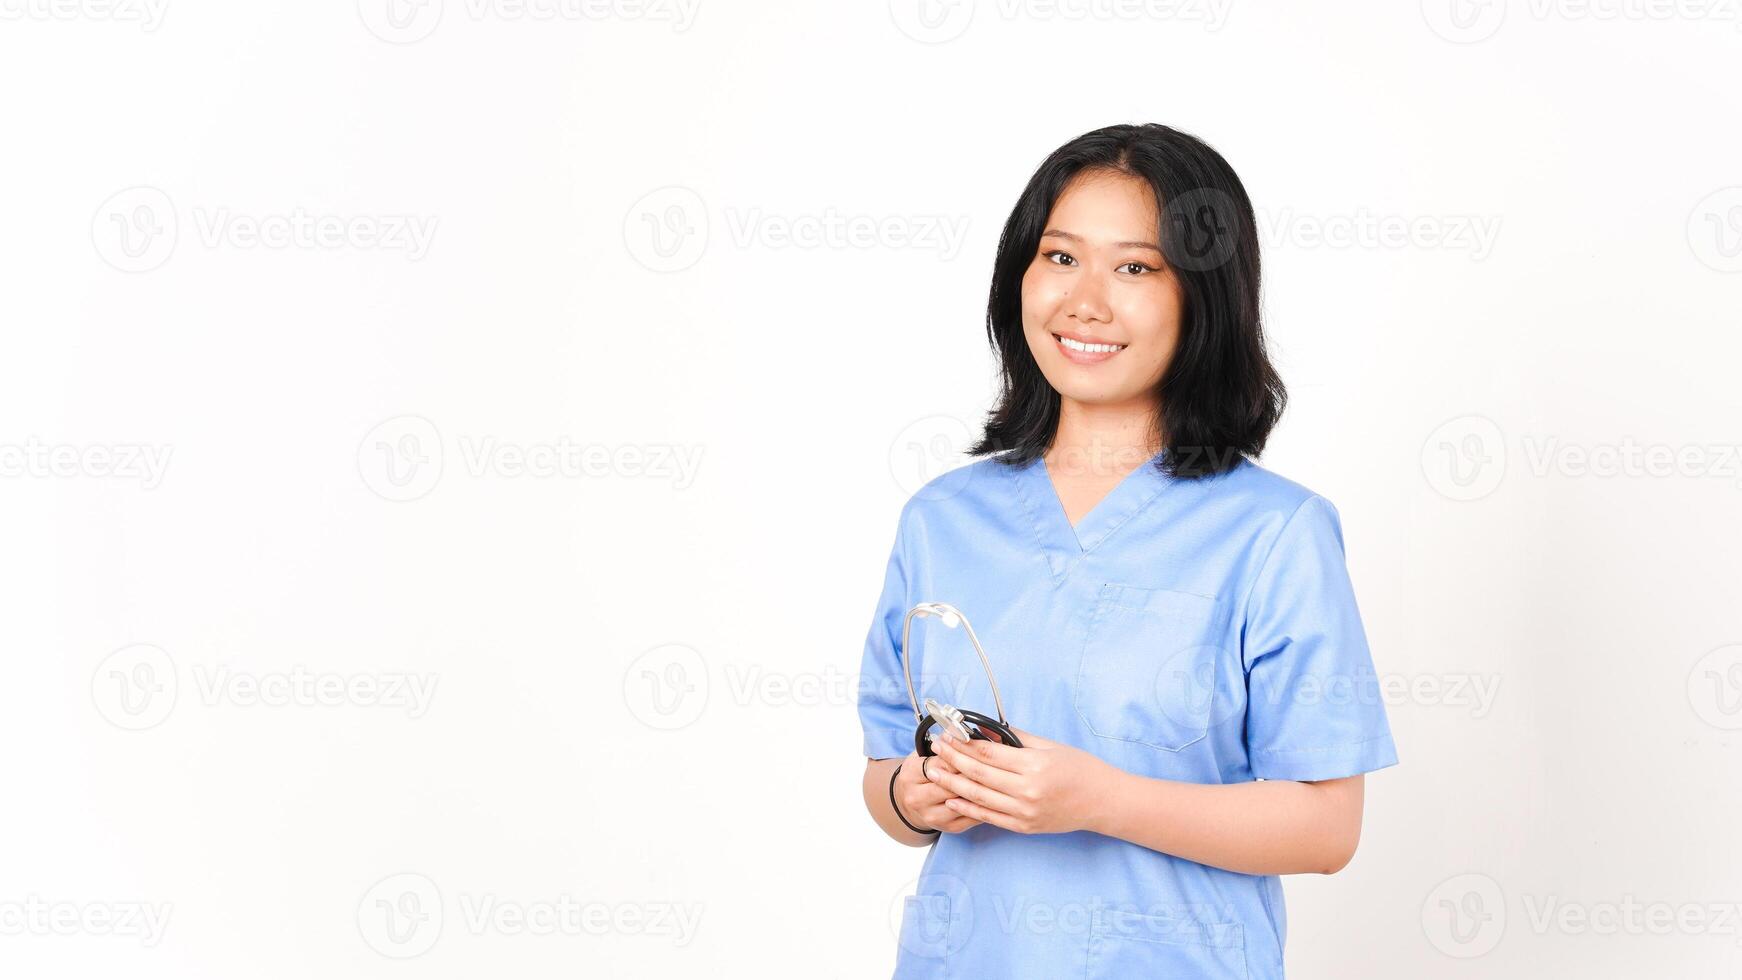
[858,451,1398,979]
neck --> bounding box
[1048,396,1162,476]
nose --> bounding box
[1065,270,1112,324]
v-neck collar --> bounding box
[1005,448,1174,586]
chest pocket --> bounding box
[1074,584,1233,752]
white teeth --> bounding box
[1057,335,1125,354]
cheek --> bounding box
[1019,265,1062,329]
[1117,284,1184,375]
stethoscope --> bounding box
[902,601,1023,757]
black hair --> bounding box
[966,123,1284,479]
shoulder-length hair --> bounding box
[967,123,1284,479]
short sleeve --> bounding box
[1242,495,1399,781]
[857,506,917,759]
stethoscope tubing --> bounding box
[901,602,1022,756]
[915,707,1022,757]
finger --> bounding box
[944,797,1026,833]
[926,766,1027,816]
[919,804,976,831]
[902,762,957,808]
[1007,726,1053,748]
[933,812,981,833]
[923,754,960,780]
[897,753,926,786]
[935,732,1027,776]
[907,781,958,808]
[932,740,1025,796]
[916,755,938,783]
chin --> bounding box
[1046,377,1140,406]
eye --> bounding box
[1042,250,1076,267]
[1118,261,1158,275]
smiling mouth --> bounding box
[1052,333,1127,362]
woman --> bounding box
[857,123,1398,979]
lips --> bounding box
[1052,331,1126,364]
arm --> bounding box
[1093,769,1364,875]
[862,752,982,846]
[928,729,1366,876]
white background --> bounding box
[3,0,1741,977]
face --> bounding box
[1020,167,1184,413]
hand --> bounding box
[928,728,1120,835]
[894,750,982,834]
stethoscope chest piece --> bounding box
[902,602,1023,758]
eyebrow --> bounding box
[1041,228,1163,254]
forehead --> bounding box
[1046,168,1161,239]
